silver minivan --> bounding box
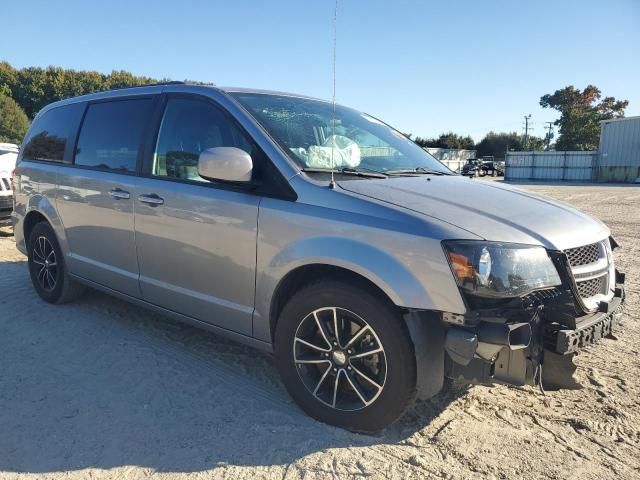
[13,83,625,432]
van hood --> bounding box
[338,176,609,250]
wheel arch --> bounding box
[257,236,438,343]
[19,195,69,255]
[268,263,401,342]
[23,210,49,243]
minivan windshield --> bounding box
[231,93,452,175]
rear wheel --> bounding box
[275,280,417,432]
[27,222,84,304]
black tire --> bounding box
[274,279,417,433]
[27,222,84,304]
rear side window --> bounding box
[75,99,152,173]
[22,103,84,163]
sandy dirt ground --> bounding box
[0,181,638,480]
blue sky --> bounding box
[2,0,639,141]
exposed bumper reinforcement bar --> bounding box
[545,287,625,354]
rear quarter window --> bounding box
[21,103,85,163]
[74,98,152,173]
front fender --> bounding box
[274,236,429,306]
[254,235,454,342]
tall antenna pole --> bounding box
[329,0,338,189]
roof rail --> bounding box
[108,80,185,91]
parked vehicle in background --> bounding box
[480,157,505,177]
[462,159,484,176]
[12,84,625,432]
[0,143,19,227]
[461,158,504,177]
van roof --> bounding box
[36,83,330,118]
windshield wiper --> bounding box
[301,167,388,178]
[385,167,453,176]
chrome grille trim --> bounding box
[564,239,612,308]
[576,276,607,299]
[565,242,601,267]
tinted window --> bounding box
[153,98,252,181]
[22,103,84,163]
[75,99,152,172]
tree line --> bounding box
[0,61,629,154]
[411,131,547,157]
[0,61,167,144]
[411,85,627,155]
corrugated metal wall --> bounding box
[597,116,640,182]
[505,151,596,181]
[424,148,476,174]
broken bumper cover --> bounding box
[546,287,625,355]
[443,280,626,387]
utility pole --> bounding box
[544,121,554,150]
[523,114,532,150]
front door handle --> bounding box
[138,193,164,206]
[109,188,130,200]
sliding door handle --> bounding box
[109,188,130,200]
[138,193,164,206]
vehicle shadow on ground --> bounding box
[0,260,463,474]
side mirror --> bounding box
[197,147,253,183]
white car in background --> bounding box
[0,143,19,228]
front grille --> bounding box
[523,287,563,306]
[1,178,9,190]
[576,276,606,298]
[0,195,13,210]
[566,242,600,267]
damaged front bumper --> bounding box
[442,274,626,388]
[546,289,624,355]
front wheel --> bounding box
[274,280,417,432]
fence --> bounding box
[425,148,476,173]
[505,151,597,181]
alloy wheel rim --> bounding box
[293,307,387,411]
[32,236,57,291]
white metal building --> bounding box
[596,116,640,182]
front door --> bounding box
[57,97,154,296]
[133,95,260,335]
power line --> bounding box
[544,121,554,149]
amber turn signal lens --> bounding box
[448,252,474,281]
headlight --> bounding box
[442,241,561,298]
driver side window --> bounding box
[153,97,253,182]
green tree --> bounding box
[414,132,474,149]
[475,131,545,157]
[0,94,30,144]
[1,61,172,118]
[0,61,17,97]
[540,85,628,150]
